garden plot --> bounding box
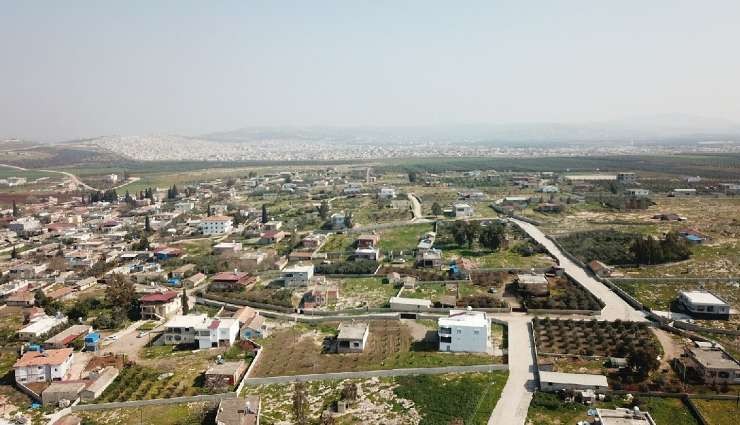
[526,392,699,425]
[399,282,503,308]
[94,343,251,402]
[251,321,499,377]
[520,275,604,311]
[532,318,658,357]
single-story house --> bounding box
[336,322,369,353]
[390,296,432,312]
[241,314,268,340]
[210,271,257,291]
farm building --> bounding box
[44,325,92,349]
[205,360,247,390]
[80,366,119,401]
[539,371,608,393]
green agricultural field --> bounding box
[393,371,508,425]
[693,399,740,425]
[378,223,434,252]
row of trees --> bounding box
[630,231,691,265]
[88,189,119,203]
[443,220,506,250]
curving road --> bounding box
[486,219,647,424]
[0,163,139,192]
[509,218,646,322]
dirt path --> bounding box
[651,327,682,367]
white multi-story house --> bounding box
[8,217,42,236]
[378,187,397,199]
[453,203,474,218]
[163,314,240,349]
[281,264,314,287]
[13,348,74,383]
[200,216,233,235]
[438,309,490,353]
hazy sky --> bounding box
[1,1,739,141]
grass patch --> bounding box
[693,399,739,425]
[378,223,434,253]
[393,371,508,425]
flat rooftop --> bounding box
[439,310,488,328]
[680,290,728,306]
[337,322,368,340]
[596,408,656,425]
[689,347,740,370]
[539,371,608,387]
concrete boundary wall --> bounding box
[242,364,509,386]
[71,393,236,412]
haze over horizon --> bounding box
[2,1,740,142]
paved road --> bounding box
[488,315,535,425]
[509,218,646,322]
[407,192,423,221]
[244,363,508,385]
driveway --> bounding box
[488,314,535,425]
[509,218,646,322]
[101,320,160,362]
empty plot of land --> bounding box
[251,321,498,377]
